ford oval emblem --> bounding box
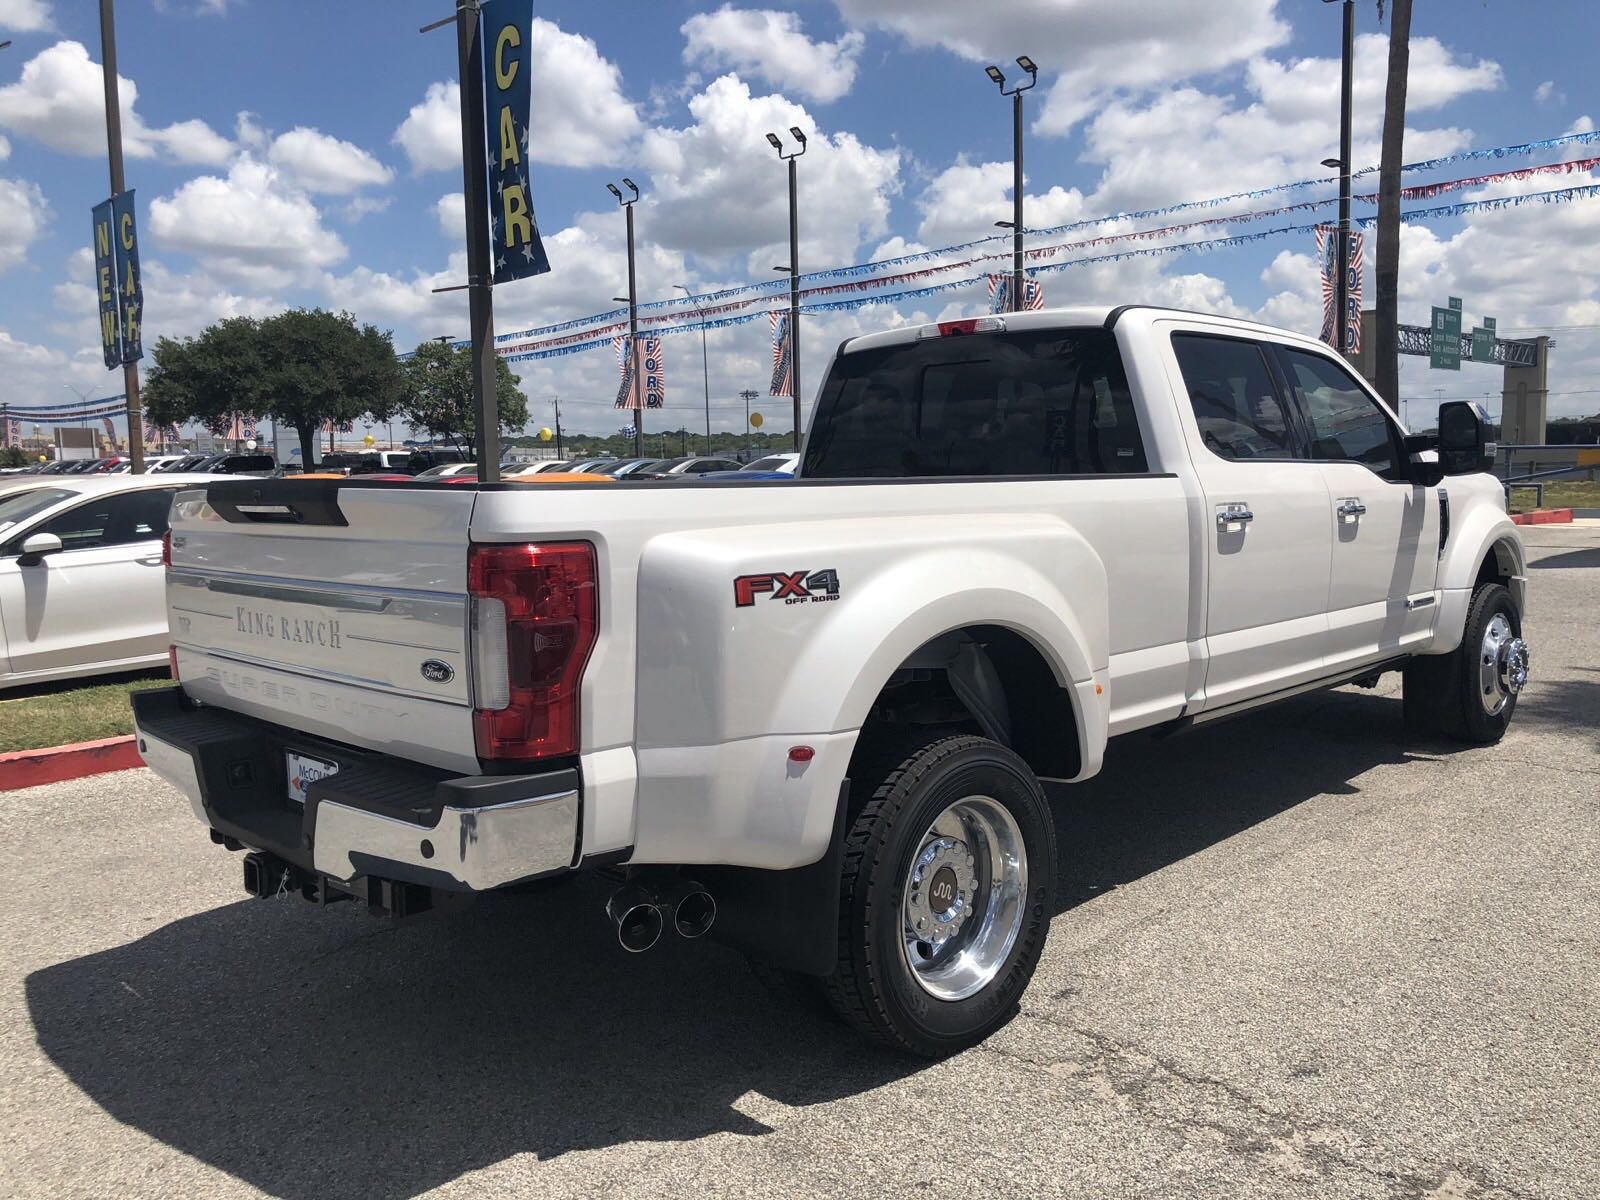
[420,659,454,684]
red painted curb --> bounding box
[1510,509,1574,526]
[0,735,144,792]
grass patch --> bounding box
[1507,479,1600,514]
[0,672,170,754]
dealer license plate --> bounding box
[286,751,338,806]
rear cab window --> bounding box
[1170,333,1302,461]
[803,327,1149,478]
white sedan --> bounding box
[0,474,214,690]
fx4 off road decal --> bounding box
[734,568,841,608]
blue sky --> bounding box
[1,0,1597,440]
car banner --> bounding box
[92,199,121,369]
[480,0,550,284]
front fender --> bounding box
[1431,476,1526,655]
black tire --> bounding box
[1403,582,1523,744]
[819,734,1056,1057]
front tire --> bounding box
[1403,582,1528,743]
[820,735,1056,1057]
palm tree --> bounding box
[1373,0,1413,406]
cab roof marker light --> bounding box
[919,316,1007,339]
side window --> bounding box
[1171,334,1300,461]
[1278,348,1403,480]
[29,489,176,552]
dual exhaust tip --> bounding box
[606,878,716,953]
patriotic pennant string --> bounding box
[503,180,1600,363]
[493,129,1600,348]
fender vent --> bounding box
[1438,488,1450,557]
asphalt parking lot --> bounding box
[2,525,1596,1200]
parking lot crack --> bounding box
[1007,1008,1546,1199]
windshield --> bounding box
[746,455,793,471]
[802,327,1148,478]
[0,487,72,538]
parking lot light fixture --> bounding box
[609,179,643,455]
[768,129,807,449]
[987,56,1038,312]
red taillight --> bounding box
[468,541,597,763]
[161,530,172,567]
[168,644,180,681]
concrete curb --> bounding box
[1510,509,1574,526]
[0,735,143,792]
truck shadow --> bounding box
[25,689,1450,1199]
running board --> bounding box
[1156,656,1409,737]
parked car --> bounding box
[0,473,218,689]
[204,453,277,476]
[509,460,573,475]
[407,447,470,474]
[565,457,619,474]
[588,458,663,478]
[153,454,210,473]
[742,452,800,473]
[113,455,188,474]
[90,456,130,474]
[414,462,479,479]
[136,304,1527,1056]
[630,456,745,479]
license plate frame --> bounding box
[285,750,339,807]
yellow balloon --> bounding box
[38,454,47,462]
[538,427,554,442]
[362,434,376,447]
[750,411,764,428]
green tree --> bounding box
[143,316,264,438]
[398,340,528,451]
[253,309,402,467]
[143,309,401,465]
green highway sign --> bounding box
[1470,315,1497,363]
[1430,299,1462,370]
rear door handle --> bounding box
[1216,507,1254,528]
[1337,499,1367,520]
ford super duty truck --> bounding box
[132,305,1529,1055]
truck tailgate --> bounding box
[166,481,480,773]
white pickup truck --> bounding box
[133,305,1529,1055]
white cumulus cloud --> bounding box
[0,175,48,274]
[393,19,640,173]
[147,157,346,289]
[682,7,864,104]
[268,127,394,195]
[0,41,233,164]
[0,0,54,34]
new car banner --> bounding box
[91,199,121,369]
[612,335,664,408]
[480,0,550,284]
[111,191,144,363]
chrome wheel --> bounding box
[901,794,1027,1002]
[1478,613,1528,716]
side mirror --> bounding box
[1402,435,1446,488]
[1438,400,1495,476]
[18,532,63,566]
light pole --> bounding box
[607,178,642,457]
[766,128,806,449]
[985,56,1037,313]
[739,388,758,460]
[675,284,713,455]
[551,395,563,458]
[1321,0,1355,355]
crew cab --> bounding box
[132,306,1528,1055]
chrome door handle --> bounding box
[1216,508,1254,527]
[1337,500,1367,519]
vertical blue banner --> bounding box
[111,190,144,363]
[481,0,550,283]
[91,199,121,369]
